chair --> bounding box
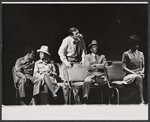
[104,61,125,104]
[67,63,107,104]
[67,63,86,104]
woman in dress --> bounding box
[122,35,145,104]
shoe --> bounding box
[53,94,58,100]
[83,96,88,104]
[20,100,26,105]
[19,98,26,105]
[139,101,145,105]
[30,98,36,105]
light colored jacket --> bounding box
[83,53,106,78]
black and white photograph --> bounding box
[1,1,148,120]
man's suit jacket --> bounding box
[83,53,106,78]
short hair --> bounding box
[127,35,140,47]
[68,27,78,36]
[24,46,35,55]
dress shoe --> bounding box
[20,100,26,105]
[53,94,58,100]
[30,98,36,105]
[83,96,88,104]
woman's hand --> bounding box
[136,71,145,77]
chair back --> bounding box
[55,63,65,81]
[67,63,87,82]
[104,61,124,82]
[12,66,19,89]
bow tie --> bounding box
[73,41,78,45]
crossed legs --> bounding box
[135,75,145,104]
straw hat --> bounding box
[37,45,51,55]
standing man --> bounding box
[14,46,36,105]
[58,27,87,104]
[82,40,107,104]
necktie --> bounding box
[76,41,79,61]
[133,52,137,57]
[95,54,98,64]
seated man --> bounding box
[82,40,107,104]
[33,45,61,104]
[14,46,36,105]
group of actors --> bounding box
[14,27,145,105]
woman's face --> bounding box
[39,52,45,59]
[130,44,139,52]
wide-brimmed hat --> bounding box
[88,40,99,48]
[37,45,51,55]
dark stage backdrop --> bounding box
[2,4,148,105]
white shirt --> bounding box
[58,34,86,65]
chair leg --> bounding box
[101,92,103,104]
[109,88,114,104]
[16,90,19,105]
[73,89,77,104]
[68,88,72,105]
[114,88,119,104]
[108,91,111,104]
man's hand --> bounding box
[50,72,57,78]
[80,59,85,65]
[92,64,97,68]
[22,75,26,80]
[65,61,72,68]
[21,75,27,83]
[91,64,97,70]
[94,64,104,69]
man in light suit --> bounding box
[83,40,107,104]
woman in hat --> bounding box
[33,45,60,104]
[122,35,145,104]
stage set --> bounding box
[2,3,148,105]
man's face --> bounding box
[28,51,35,60]
[91,45,98,54]
[72,30,80,40]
